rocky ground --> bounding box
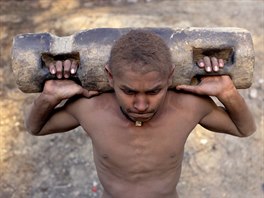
[0,0,263,197]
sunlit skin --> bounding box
[25,57,256,198]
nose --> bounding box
[133,94,149,112]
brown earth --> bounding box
[0,0,263,198]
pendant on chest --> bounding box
[135,121,143,127]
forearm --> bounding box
[217,88,256,137]
[25,93,60,135]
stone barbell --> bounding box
[11,27,255,93]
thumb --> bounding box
[176,85,201,94]
[82,89,101,98]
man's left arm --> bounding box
[200,76,256,137]
[177,57,256,137]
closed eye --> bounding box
[146,89,161,95]
[122,88,137,95]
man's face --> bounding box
[108,68,172,123]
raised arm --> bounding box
[25,60,98,136]
[176,57,256,137]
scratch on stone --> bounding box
[170,33,176,40]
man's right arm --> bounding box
[25,80,81,135]
[25,95,79,136]
[25,60,99,136]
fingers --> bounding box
[70,60,78,75]
[218,59,224,68]
[56,61,63,79]
[204,56,212,72]
[63,60,71,78]
[49,63,56,75]
[49,59,78,78]
[198,56,225,72]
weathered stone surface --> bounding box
[11,27,254,93]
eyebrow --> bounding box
[120,86,136,92]
[120,84,163,92]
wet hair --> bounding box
[108,29,173,77]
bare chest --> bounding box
[85,114,196,178]
[77,95,200,180]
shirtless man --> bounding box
[26,30,256,198]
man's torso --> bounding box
[66,91,211,198]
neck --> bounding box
[119,107,143,127]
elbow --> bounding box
[25,123,43,136]
[26,127,42,136]
[238,124,257,138]
[27,130,42,136]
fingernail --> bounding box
[199,62,205,67]
[71,68,75,74]
[57,74,62,79]
[206,67,212,72]
[64,74,69,78]
[51,69,56,74]
[214,66,219,71]
[219,63,223,67]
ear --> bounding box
[168,64,175,86]
[105,64,114,87]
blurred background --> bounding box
[0,0,263,197]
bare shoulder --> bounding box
[166,90,216,113]
[64,92,117,114]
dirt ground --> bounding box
[0,0,263,197]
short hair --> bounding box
[108,29,173,77]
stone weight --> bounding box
[11,27,255,93]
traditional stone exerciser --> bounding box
[11,27,255,93]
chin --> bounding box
[129,113,155,122]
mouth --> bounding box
[129,112,154,122]
[120,107,155,122]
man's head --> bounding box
[106,29,174,123]
[108,29,173,77]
